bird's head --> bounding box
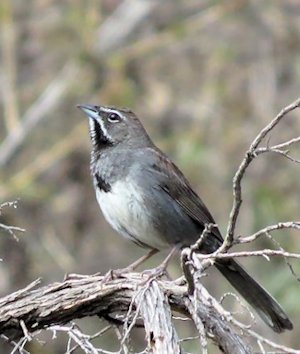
[77,104,152,151]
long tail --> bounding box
[215,258,293,333]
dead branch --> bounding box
[185,281,252,354]
[224,97,300,250]
[135,280,182,354]
[197,249,300,261]
[0,200,25,240]
[255,136,300,155]
[236,221,300,244]
[2,257,297,353]
[1,97,299,353]
[0,272,253,354]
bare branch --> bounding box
[235,324,300,354]
[181,247,252,353]
[136,280,182,354]
[185,283,252,354]
[67,325,112,354]
[0,223,25,238]
[0,200,25,241]
[197,249,300,261]
[0,334,30,354]
[225,97,300,249]
[256,136,300,153]
[265,148,300,164]
[0,200,19,210]
[0,272,261,353]
[237,221,300,244]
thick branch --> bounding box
[0,273,251,353]
[136,280,182,354]
[185,286,252,354]
[0,274,138,340]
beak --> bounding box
[77,104,99,120]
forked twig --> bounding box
[224,98,300,250]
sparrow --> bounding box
[77,103,293,333]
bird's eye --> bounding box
[107,112,121,123]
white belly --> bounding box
[95,180,168,250]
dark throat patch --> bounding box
[95,173,111,192]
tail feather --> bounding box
[215,258,293,333]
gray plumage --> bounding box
[78,103,293,333]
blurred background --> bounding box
[0,0,300,352]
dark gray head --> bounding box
[77,104,153,151]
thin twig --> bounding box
[191,296,208,354]
[256,136,300,153]
[266,148,300,163]
[224,97,300,249]
[197,249,300,260]
[0,223,25,241]
[236,221,300,244]
[67,325,112,354]
[0,335,30,354]
[235,323,300,354]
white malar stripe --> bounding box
[89,119,97,144]
[88,116,112,142]
[96,116,111,140]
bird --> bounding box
[77,103,293,333]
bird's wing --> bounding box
[146,148,224,244]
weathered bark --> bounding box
[0,272,252,353]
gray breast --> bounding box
[93,148,201,250]
[95,179,172,250]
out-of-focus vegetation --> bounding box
[0,0,299,352]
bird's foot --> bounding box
[138,247,177,284]
[101,249,159,283]
[142,265,166,279]
[101,266,136,283]
[101,264,168,285]
[101,269,121,282]
[139,264,172,285]
[101,248,177,284]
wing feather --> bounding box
[146,148,224,244]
